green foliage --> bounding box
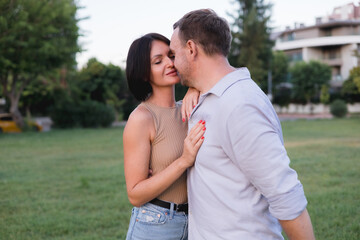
[354,76,360,93]
[271,51,289,85]
[0,0,81,126]
[228,0,274,90]
[330,99,348,118]
[79,100,115,128]
[320,84,330,104]
[175,84,188,101]
[273,83,292,107]
[290,60,331,103]
[271,51,290,104]
[348,67,360,93]
[340,66,360,103]
[50,100,115,128]
[74,58,128,116]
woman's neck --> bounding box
[146,87,176,108]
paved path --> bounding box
[278,113,333,121]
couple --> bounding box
[123,9,315,240]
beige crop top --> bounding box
[141,101,188,204]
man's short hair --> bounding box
[173,9,232,57]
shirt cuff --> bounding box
[268,183,308,220]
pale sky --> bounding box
[76,0,353,69]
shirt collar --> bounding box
[206,67,251,97]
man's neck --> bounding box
[195,57,236,94]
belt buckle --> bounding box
[176,203,186,213]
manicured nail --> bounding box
[201,136,204,139]
[182,118,185,122]
[202,121,205,124]
[198,120,202,123]
[203,127,206,131]
[193,105,196,108]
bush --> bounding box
[330,99,348,118]
[78,101,115,128]
[51,100,115,128]
[50,100,81,128]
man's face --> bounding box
[170,28,193,87]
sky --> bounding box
[75,0,353,69]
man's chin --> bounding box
[180,79,191,87]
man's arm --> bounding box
[279,208,315,240]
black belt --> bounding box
[149,198,188,214]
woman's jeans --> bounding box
[126,202,188,240]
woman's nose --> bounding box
[166,56,174,67]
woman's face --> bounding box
[149,40,180,88]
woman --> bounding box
[123,33,205,240]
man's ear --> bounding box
[186,40,198,59]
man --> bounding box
[170,9,315,240]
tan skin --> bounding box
[123,40,205,207]
[170,27,315,240]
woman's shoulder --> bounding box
[124,104,155,138]
[127,104,153,127]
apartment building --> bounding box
[273,2,360,87]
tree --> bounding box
[320,84,330,105]
[75,58,127,117]
[0,0,81,128]
[350,67,360,93]
[271,50,289,95]
[341,66,360,103]
[290,60,331,107]
[228,0,274,90]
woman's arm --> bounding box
[123,106,205,207]
[181,87,200,122]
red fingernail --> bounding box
[202,121,205,124]
[203,127,206,130]
[182,118,185,122]
[198,120,202,123]
[201,136,204,139]
[193,105,196,108]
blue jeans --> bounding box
[126,202,188,240]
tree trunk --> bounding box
[7,73,26,129]
[9,96,24,129]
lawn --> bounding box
[0,118,359,239]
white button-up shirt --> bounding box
[187,68,307,240]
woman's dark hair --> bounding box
[126,33,170,101]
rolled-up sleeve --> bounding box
[224,100,307,220]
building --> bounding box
[273,2,360,87]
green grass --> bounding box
[0,128,129,239]
[282,118,360,240]
[0,118,359,239]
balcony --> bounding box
[274,35,360,51]
[322,58,342,66]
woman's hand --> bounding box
[181,87,200,122]
[181,120,206,167]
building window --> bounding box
[287,32,295,41]
[324,29,332,36]
[287,51,303,62]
